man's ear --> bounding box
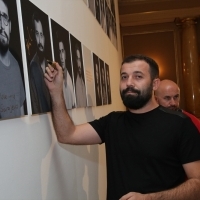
[153,78,160,91]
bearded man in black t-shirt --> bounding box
[44,54,200,200]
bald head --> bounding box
[155,79,180,111]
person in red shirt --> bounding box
[155,79,200,132]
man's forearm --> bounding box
[146,178,200,200]
[51,92,75,144]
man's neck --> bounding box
[0,50,10,66]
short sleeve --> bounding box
[89,112,114,143]
[178,117,200,164]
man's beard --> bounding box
[0,31,9,54]
[168,105,179,111]
[120,84,153,110]
[37,43,45,60]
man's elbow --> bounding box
[56,134,74,144]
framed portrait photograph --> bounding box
[70,34,87,108]
[21,0,53,115]
[105,63,111,104]
[0,0,27,120]
[93,53,102,106]
[82,45,96,107]
[51,19,75,110]
[99,58,107,105]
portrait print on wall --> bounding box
[111,16,117,48]
[93,53,102,106]
[105,2,112,40]
[70,34,87,108]
[105,63,111,104]
[106,0,111,9]
[21,0,53,115]
[99,0,107,33]
[110,0,115,18]
[51,19,75,110]
[99,59,107,105]
[0,0,27,120]
[82,45,95,107]
[95,0,101,25]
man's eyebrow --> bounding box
[133,71,144,75]
[164,95,171,98]
[120,72,127,75]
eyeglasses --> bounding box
[0,12,9,26]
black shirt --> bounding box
[89,106,200,199]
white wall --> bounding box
[0,0,124,199]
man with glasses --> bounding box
[29,11,51,114]
[0,0,25,119]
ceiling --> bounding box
[118,0,200,27]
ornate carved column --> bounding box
[178,17,200,117]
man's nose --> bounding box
[169,98,176,105]
[126,77,135,87]
[39,35,42,42]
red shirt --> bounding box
[182,110,200,133]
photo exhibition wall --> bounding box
[0,0,115,120]
[0,0,123,199]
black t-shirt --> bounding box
[89,106,200,200]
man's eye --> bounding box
[164,97,170,101]
[2,13,8,21]
[174,96,179,100]
[121,76,127,80]
[136,75,142,79]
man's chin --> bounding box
[0,43,9,54]
[168,106,178,111]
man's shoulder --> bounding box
[158,106,188,119]
[30,53,39,66]
[8,51,19,65]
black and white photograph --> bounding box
[106,3,112,40]
[93,53,102,106]
[51,19,75,110]
[112,16,117,48]
[105,63,111,104]
[110,0,115,18]
[99,59,107,105]
[100,0,107,33]
[0,0,27,120]
[70,34,87,108]
[21,0,52,115]
[95,0,101,24]
[106,0,111,9]
[82,45,95,107]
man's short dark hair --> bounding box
[32,11,42,31]
[122,54,159,80]
[56,30,65,48]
